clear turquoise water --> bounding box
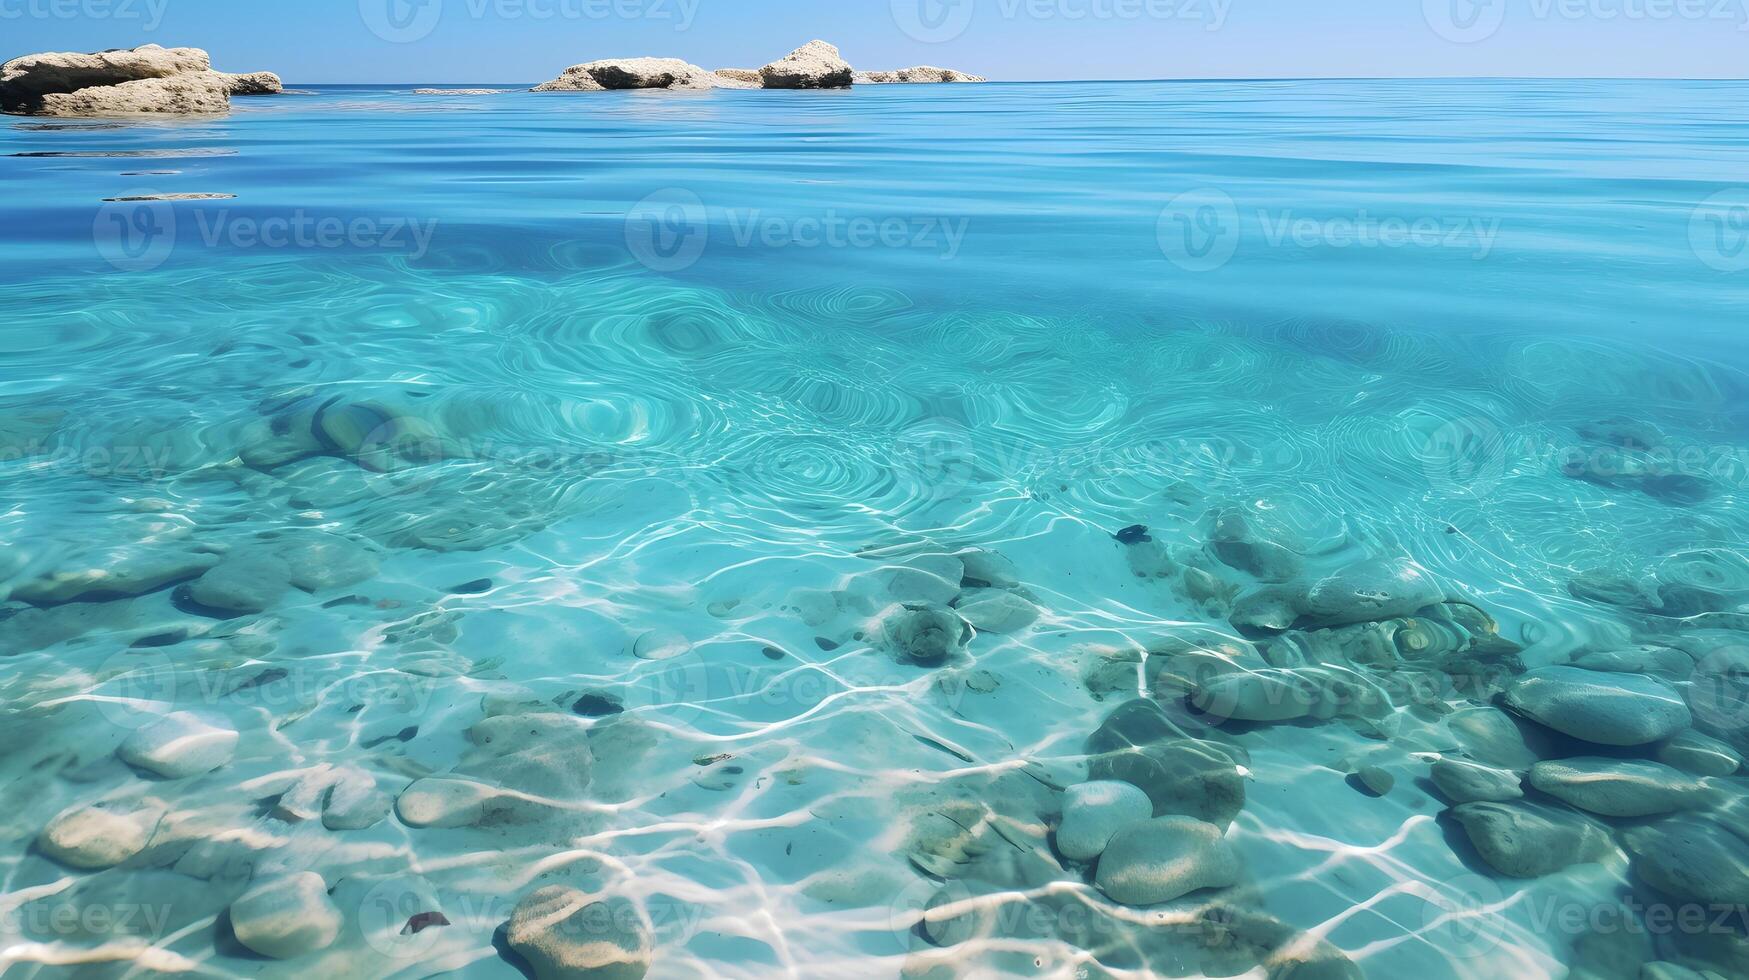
[1,80,1747,978]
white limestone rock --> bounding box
[759,40,852,90]
[0,43,210,112]
[534,57,716,92]
[228,872,343,959]
[117,712,238,778]
[711,68,762,88]
[855,67,986,83]
[1056,781,1152,862]
[220,71,282,95]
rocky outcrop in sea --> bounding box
[0,44,282,116]
[531,40,983,92]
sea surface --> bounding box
[1,80,1747,979]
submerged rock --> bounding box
[1430,758,1523,804]
[1528,758,1715,818]
[759,40,852,89]
[1204,508,1303,582]
[632,628,691,661]
[952,587,1039,633]
[1094,816,1240,905]
[1658,729,1743,777]
[505,886,653,980]
[395,777,500,828]
[228,872,343,960]
[855,67,986,84]
[12,548,219,605]
[1191,664,1391,726]
[1355,765,1395,797]
[1301,559,1445,627]
[1057,781,1152,862]
[36,802,159,869]
[117,712,238,778]
[1446,705,1540,769]
[533,57,716,92]
[1571,644,1695,680]
[1090,737,1247,828]
[1230,586,1304,633]
[882,602,971,666]
[1624,817,1749,907]
[1503,666,1691,746]
[1450,800,1614,878]
[957,548,1021,589]
[322,770,392,830]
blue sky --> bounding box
[4,0,1745,82]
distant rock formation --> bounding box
[533,42,985,94]
[533,57,717,92]
[856,67,987,84]
[757,40,853,90]
[0,45,281,116]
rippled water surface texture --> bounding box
[2,81,1749,979]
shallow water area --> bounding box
[1,80,1747,979]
